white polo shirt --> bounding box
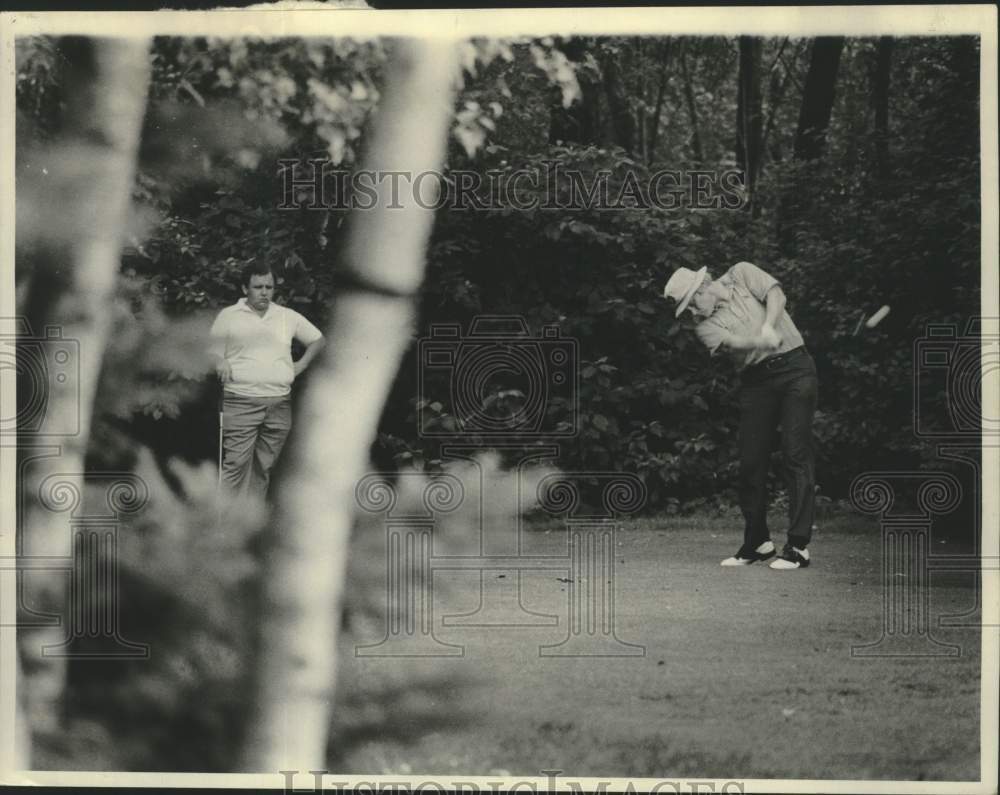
[210,299,323,398]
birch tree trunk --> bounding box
[237,37,459,773]
[17,36,150,760]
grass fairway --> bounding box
[336,512,982,781]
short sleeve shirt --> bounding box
[210,299,323,398]
[694,262,805,370]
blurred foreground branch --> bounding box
[16,37,151,766]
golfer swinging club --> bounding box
[210,262,325,499]
[663,262,818,570]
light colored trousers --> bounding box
[220,392,292,499]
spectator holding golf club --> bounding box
[210,261,325,500]
[663,261,818,570]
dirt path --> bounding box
[336,514,983,782]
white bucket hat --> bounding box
[663,266,708,317]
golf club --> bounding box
[217,382,224,493]
[853,304,891,336]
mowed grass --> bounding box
[334,512,983,782]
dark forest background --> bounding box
[13,33,983,771]
[17,35,983,511]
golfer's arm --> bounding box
[763,286,786,328]
[719,330,767,351]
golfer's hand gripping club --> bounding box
[760,322,781,350]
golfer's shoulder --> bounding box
[731,260,777,281]
[729,260,761,278]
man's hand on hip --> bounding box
[293,336,325,379]
[216,360,233,382]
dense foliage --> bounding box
[24,36,980,506]
[14,34,983,769]
[15,33,981,509]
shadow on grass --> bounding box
[327,674,479,767]
[491,720,754,780]
[611,735,753,779]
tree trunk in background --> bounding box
[735,36,763,211]
[602,51,636,155]
[779,36,844,253]
[679,46,704,165]
[16,36,150,764]
[793,36,845,161]
[550,37,602,145]
[237,38,459,773]
[635,38,646,159]
[646,40,672,165]
[761,38,792,169]
[872,37,894,181]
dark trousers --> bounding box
[738,347,818,550]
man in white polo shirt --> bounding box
[210,262,325,499]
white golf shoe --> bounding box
[769,546,810,570]
[720,540,776,566]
